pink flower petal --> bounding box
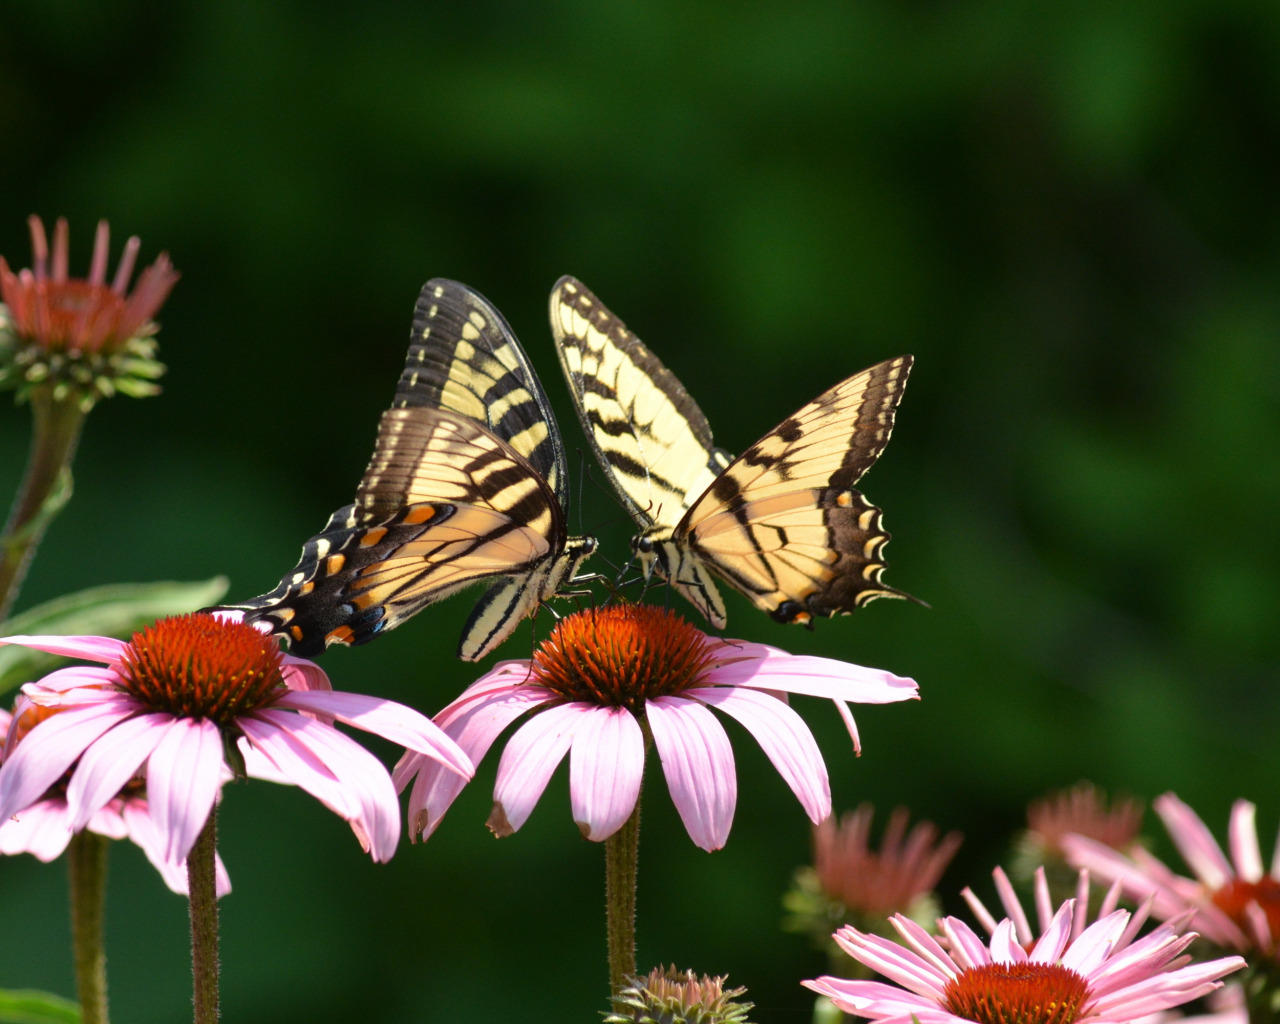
[1028,901,1074,964]
[66,712,170,829]
[707,652,918,704]
[490,703,583,836]
[1155,792,1233,889]
[85,801,129,840]
[0,701,135,822]
[568,706,644,841]
[120,800,232,897]
[1227,800,1263,882]
[278,689,472,779]
[0,634,127,664]
[280,656,332,694]
[687,685,830,824]
[647,695,736,851]
[242,709,400,861]
[146,717,224,864]
[397,674,548,841]
[0,797,75,860]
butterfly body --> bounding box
[551,275,914,629]
[239,280,595,661]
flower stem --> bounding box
[605,792,641,1007]
[68,831,110,1024]
[0,386,86,622]
[188,810,220,1024]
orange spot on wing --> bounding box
[326,625,355,645]
[403,505,438,525]
[360,527,388,547]
[325,554,346,574]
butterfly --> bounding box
[549,275,914,629]
[238,279,596,661]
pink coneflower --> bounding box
[396,604,918,852]
[0,703,230,895]
[815,805,962,919]
[0,215,176,406]
[1027,782,1145,858]
[804,890,1245,1024]
[0,613,473,870]
[1064,793,1280,961]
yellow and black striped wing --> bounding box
[399,278,569,505]
[679,356,915,623]
[550,275,731,528]
[240,407,570,659]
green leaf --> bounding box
[0,576,230,696]
[0,988,80,1024]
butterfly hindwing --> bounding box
[679,357,914,623]
[550,276,914,628]
[239,407,569,657]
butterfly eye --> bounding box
[634,537,654,555]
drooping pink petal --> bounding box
[243,710,400,861]
[397,673,549,840]
[706,652,918,704]
[1155,793,1233,889]
[119,800,232,897]
[240,716,350,814]
[568,706,644,841]
[688,685,830,824]
[85,801,129,840]
[277,689,472,778]
[647,695,736,852]
[0,634,127,664]
[0,701,136,822]
[490,703,582,836]
[0,797,75,860]
[145,716,224,864]
[66,712,170,829]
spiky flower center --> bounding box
[1213,877,1280,952]
[531,605,713,709]
[120,614,286,724]
[943,963,1090,1024]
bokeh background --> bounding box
[1,2,1278,1021]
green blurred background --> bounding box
[1,2,1278,1020]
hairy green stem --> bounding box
[68,831,110,1024]
[188,811,220,1024]
[0,387,86,622]
[605,792,641,1007]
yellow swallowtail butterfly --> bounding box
[238,279,596,661]
[550,275,913,628]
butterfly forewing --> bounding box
[551,275,730,527]
[399,279,568,505]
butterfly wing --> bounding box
[677,356,915,623]
[241,406,574,659]
[400,278,569,505]
[550,275,731,528]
